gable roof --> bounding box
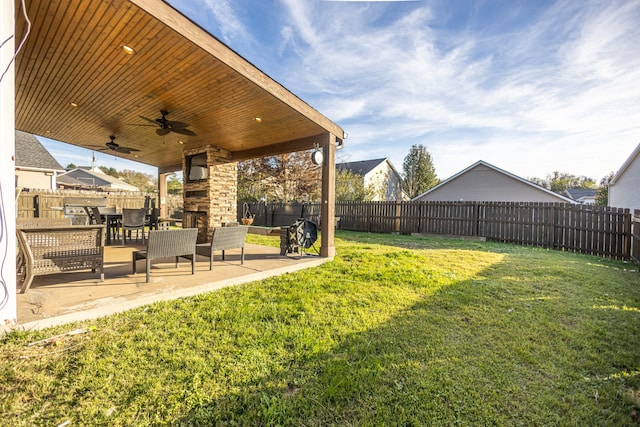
[336,158,388,176]
[57,168,140,192]
[610,143,640,185]
[413,160,576,203]
[564,188,596,201]
[14,130,65,172]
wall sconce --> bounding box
[311,149,324,165]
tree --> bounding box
[402,144,438,198]
[99,166,119,178]
[335,168,377,201]
[528,172,595,193]
[237,151,321,202]
[118,169,157,193]
[595,172,615,206]
[65,163,77,170]
[167,173,183,195]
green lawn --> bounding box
[2,231,639,426]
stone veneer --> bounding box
[182,145,237,243]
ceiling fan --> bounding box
[90,135,140,155]
[139,109,196,136]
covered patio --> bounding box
[2,0,344,326]
[16,242,330,330]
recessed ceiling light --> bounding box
[70,102,78,108]
[253,117,263,123]
[178,140,184,145]
[121,45,135,55]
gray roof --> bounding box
[15,130,65,171]
[564,188,596,200]
[57,168,140,191]
[336,158,387,176]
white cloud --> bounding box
[169,0,640,181]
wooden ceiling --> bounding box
[14,0,344,172]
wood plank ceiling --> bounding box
[14,0,344,171]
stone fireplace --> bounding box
[183,145,237,243]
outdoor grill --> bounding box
[280,219,318,257]
[62,196,108,224]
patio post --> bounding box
[320,133,337,258]
[158,171,168,218]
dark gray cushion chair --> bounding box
[132,228,198,282]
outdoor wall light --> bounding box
[311,149,324,165]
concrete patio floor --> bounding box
[13,243,330,331]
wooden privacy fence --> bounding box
[244,201,634,262]
[17,190,154,219]
[632,210,640,266]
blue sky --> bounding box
[41,0,640,182]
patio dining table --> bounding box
[101,213,122,245]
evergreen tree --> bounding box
[595,172,615,206]
[402,144,438,199]
[167,173,183,195]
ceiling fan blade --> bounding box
[171,127,197,136]
[166,120,189,129]
[156,128,171,136]
[139,115,159,125]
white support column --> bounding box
[1,0,17,325]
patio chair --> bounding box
[146,208,160,232]
[196,225,248,270]
[132,228,198,283]
[122,208,147,244]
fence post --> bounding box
[473,202,479,236]
[623,209,632,260]
[34,195,40,218]
[548,204,555,249]
[395,202,401,234]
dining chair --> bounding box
[146,208,160,232]
[121,208,147,244]
[90,207,104,225]
[89,206,103,225]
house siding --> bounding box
[364,162,404,201]
[415,164,569,203]
[15,169,55,190]
[610,153,640,211]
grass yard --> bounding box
[2,230,640,426]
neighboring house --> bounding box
[14,130,65,190]
[337,158,405,201]
[609,143,640,211]
[57,167,140,192]
[564,188,596,204]
[412,160,576,203]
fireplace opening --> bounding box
[184,211,208,243]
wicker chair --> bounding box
[132,228,198,283]
[121,208,146,244]
[16,218,72,228]
[16,224,105,293]
[196,226,248,270]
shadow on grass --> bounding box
[172,239,640,426]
